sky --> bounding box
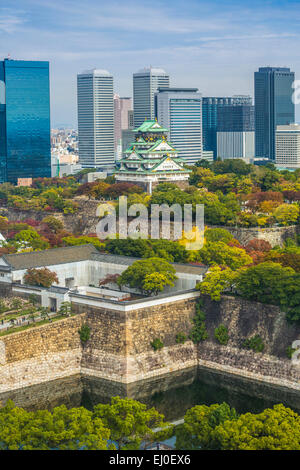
[1,0,300,127]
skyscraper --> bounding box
[77,69,114,168]
[114,94,132,160]
[202,96,252,159]
[276,124,300,169]
[156,88,202,165]
[217,104,255,160]
[0,58,51,183]
[133,67,169,127]
[255,67,295,160]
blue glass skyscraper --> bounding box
[255,67,295,160]
[0,58,51,183]
[202,96,252,159]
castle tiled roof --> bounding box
[2,244,98,270]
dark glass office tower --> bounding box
[217,105,255,132]
[202,96,252,158]
[0,58,51,183]
[255,67,295,160]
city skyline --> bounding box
[1,0,300,127]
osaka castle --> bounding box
[115,119,191,193]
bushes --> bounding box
[189,300,208,344]
[176,332,187,344]
[286,346,297,359]
[151,338,164,351]
[214,325,229,345]
[78,323,91,344]
[242,335,264,353]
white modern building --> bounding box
[77,69,114,168]
[133,67,169,127]
[0,245,208,311]
[156,88,202,165]
[217,132,255,161]
[276,124,300,169]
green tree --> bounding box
[175,402,237,450]
[189,300,208,343]
[205,228,233,244]
[214,404,300,450]
[142,272,174,295]
[273,203,300,226]
[59,301,72,317]
[93,396,173,450]
[198,241,252,270]
[117,257,177,293]
[235,262,296,305]
[197,266,238,301]
[0,400,110,450]
[214,324,229,345]
[78,323,91,343]
[62,236,104,251]
[40,307,50,321]
[14,229,50,251]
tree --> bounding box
[42,216,64,233]
[205,228,233,244]
[198,241,252,270]
[142,272,173,295]
[117,257,177,293]
[0,400,110,450]
[92,396,173,450]
[14,229,50,251]
[59,301,72,317]
[244,238,272,253]
[273,204,300,226]
[40,307,50,321]
[24,267,59,288]
[197,266,238,301]
[62,235,104,251]
[175,402,237,450]
[212,159,251,176]
[213,404,300,450]
[104,183,143,199]
[235,262,297,306]
[189,300,208,343]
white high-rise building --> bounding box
[276,124,300,169]
[77,69,114,168]
[155,88,202,165]
[133,66,169,127]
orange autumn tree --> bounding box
[24,267,59,288]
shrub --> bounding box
[189,300,208,344]
[214,324,229,345]
[176,332,187,344]
[78,324,91,344]
[150,338,164,351]
[24,267,59,288]
[286,346,297,360]
[242,335,264,353]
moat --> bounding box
[2,366,300,420]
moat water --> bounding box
[1,366,300,420]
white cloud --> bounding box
[0,14,24,34]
